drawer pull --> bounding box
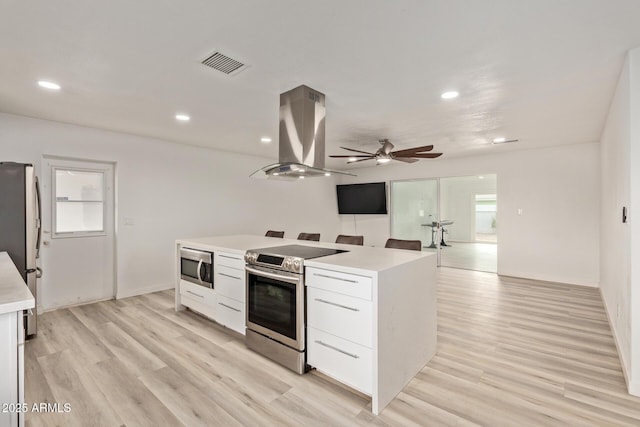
[186,290,204,298]
[219,254,241,260]
[314,298,359,312]
[315,340,360,359]
[218,302,241,312]
[218,272,242,280]
[313,273,357,283]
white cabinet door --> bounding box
[307,327,372,394]
[307,287,372,347]
[305,267,372,300]
[216,295,245,335]
[180,280,216,320]
[215,252,245,270]
[216,265,245,302]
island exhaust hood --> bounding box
[250,85,355,179]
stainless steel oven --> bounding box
[180,247,213,288]
[244,244,347,374]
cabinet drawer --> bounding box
[180,280,215,305]
[216,295,245,335]
[216,265,246,302]
[181,293,216,320]
[215,251,245,270]
[307,287,372,347]
[307,327,372,394]
[306,267,372,300]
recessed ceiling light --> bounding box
[478,175,485,179]
[299,176,305,179]
[273,172,280,176]
[260,137,272,143]
[348,157,357,162]
[324,172,331,177]
[493,137,506,143]
[175,114,190,122]
[377,158,391,164]
[37,80,61,90]
[441,91,459,99]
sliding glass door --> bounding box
[390,179,438,252]
[390,175,498,273]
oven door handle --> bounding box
[245,266,300,285]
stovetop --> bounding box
[245,244,348,274]
[248,244,346,259]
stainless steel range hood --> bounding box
[250,85,354,179]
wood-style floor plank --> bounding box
[24,268,640,426]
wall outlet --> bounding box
[517,208,523,216]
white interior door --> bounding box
[39,157,115,310]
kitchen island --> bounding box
[1,252,35,427]
[174,235,436,415]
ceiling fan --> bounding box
[329,139,443,164]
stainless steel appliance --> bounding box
[0,162,42,336]
[250,85,354,180]
[245,244,347,373]
[180,247,213,288]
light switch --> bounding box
[517,208,523,216]
[124,217,135,226]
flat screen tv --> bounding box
[336,182,388,214]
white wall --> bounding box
[0,112,341,307]
[339,143,600,287]
[600,47,640,396]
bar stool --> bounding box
[297,233,320,241]
[335,234,364,245]
[384,238,421,251]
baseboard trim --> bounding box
[116,283,173,299]
[598,288,634,395]
[497,270,598,287]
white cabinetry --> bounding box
[177,248,246,335]
[213,251,246,334]
[306,266,373,394]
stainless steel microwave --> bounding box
[180,247,213,288]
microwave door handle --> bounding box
[197,259,204,284]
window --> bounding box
[53,168,105,237]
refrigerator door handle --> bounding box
[35,176,42,259]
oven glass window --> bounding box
[248,274,297,340]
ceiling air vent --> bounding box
[201,51,246,75]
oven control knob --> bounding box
[283,258,291,270]
[293,259,301,272]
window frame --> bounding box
[51,166,107,239]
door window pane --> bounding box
[54,169,105,236]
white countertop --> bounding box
[0,252,35,315]
[177,234,433,276]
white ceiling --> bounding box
[1,1,639,170]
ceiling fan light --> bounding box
[348,157,357,162]
[377,158,391,164]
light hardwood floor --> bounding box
[24,268,640,426]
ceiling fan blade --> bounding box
[379,139,394,154]
[339,147,375,155]
[329,155,372,158]
[391,145,434,156]
[393,157,419,163]
[347,157,375,163]
[401,152,443,159]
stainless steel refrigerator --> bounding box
[0,162,42,336]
